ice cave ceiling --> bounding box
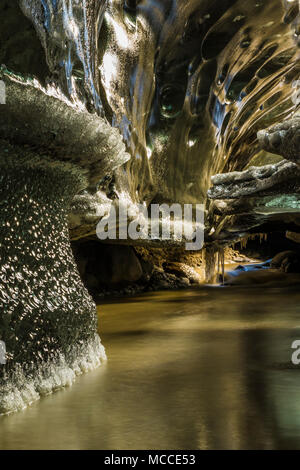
[1,0,300,245]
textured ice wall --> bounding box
[0,143,106,414]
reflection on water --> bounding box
[1,286,300,449]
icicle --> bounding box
[240,236,249,250]
[215,247,225,285]
[219,247,225,285]
[205,246,217,283]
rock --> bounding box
[163,262,201,284]
[257,115,300,165]
[73,242,143,291]
[271,251,300,273]
[178,277,190,288]
[286,231,300,244]
[158,280,171,289]
[208,160,300,200]
[224,269,300,286]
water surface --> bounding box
[1,286,300,449]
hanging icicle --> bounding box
[205,246,218,284]
[218,247,225,285]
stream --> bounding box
[1,286,300,449]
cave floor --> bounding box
[1,286,300,450]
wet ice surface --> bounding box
[0,156,105,414]
[1,287,300,449]
[18,0,300,208]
